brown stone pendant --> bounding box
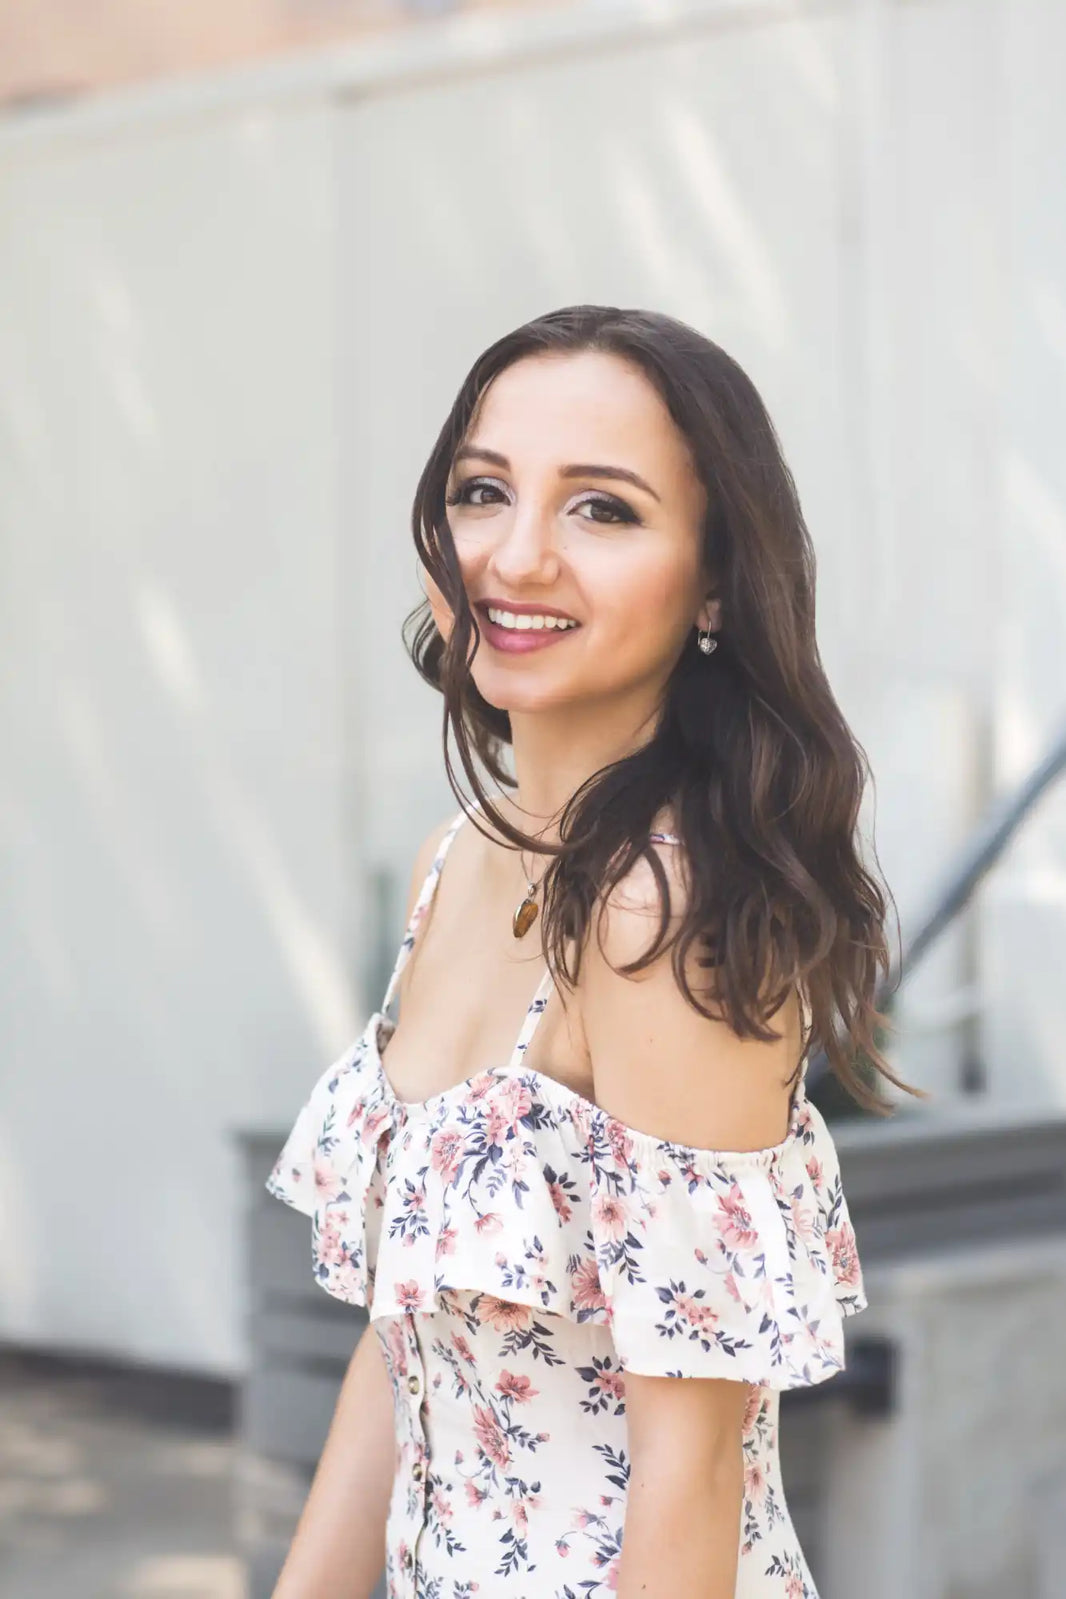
[512,891,539,939]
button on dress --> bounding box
[267,806,868,1598]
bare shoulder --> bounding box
[391,811,465,1013]
[581,835,801,1152]
[401,811,462,925]
[600,822,690,932]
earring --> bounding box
[697,625,718,656]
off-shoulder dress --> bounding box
[267,804,867,1599]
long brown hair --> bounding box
[403,305,912,1112]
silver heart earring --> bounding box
[697,625,718,656]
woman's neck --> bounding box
[497,695,663,842]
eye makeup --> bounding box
[445,477,642,526]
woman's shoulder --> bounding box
[581,825,802,1157]
[406,808,468,903]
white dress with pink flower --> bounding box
[267,806,867,1599]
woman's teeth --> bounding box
[485,607,578,631]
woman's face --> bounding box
[426,349,719,716]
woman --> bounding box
[266,305,909,1599]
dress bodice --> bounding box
[267,803,867,1597]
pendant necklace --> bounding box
[513,846,549,939]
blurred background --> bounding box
[1,1,1065,1596]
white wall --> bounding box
[980,0,1066,1109]
[342,3,863,879]
[0,0,1063,1370]
[0,103,359,1371]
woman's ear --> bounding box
[697,593,722,633]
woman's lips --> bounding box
[476,607,581,654]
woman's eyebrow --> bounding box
[453,445,661,503]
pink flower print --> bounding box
[605,1118,634,1165]
[789,1191,820,1245]
[741,1386,764,1436]
[472,1404,511,1470]
[723,1271,744,1305]
[360,1103,391,1147]
[383,1319,408,1375]
[429,1128,464,1185]
[394,1280,423,1311]
[465,1480,488,1508]
[555,1538,571,1558]
[474,1211,503,1236]
[452,1333,476,1365]
[484,1100,511,1149]
[496,1371,539,1404]
[594,1368,625,1402]
[716,1181,760,1250]
[311,1157,346,1202]
[435,1225,458,1258]
[785,1574,806,1599]
[475,1295,532,1333]
[806,1155,824,1189]
[677,1294,719,1332]
[827,1221,862,1288]
[744,1457,768,1504]
[317,1221,349,1268]
[499,1076,533,1127]
[592,1193,629,1241]
[570,1257,607,1314]
[431,1487,451,1522]
[547,1179,572,1224]
[605,1559,621,1590]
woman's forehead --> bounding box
[467,350,695,482]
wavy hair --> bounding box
[403,305,913,1112]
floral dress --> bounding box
[267,805,868,1599]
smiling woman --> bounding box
[266,305,911,1599]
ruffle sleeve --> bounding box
[584,1096,867,1389]
[265,1066,336,1218]
[265,1028,867,1390]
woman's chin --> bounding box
[471,670,580,717]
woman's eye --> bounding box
[446,477,507,508]
[573,493,640,526]
[444,480,639,525]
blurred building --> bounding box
[0,0,1063,1397]
[0,0,562,106]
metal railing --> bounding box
[807,719,1066,1098]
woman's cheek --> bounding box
[420,564,455,641]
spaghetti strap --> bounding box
[506,965,556,1074]
[380,807,681,1055]
[504,827,680,1071]
[380,800,480,1020]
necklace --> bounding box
[513,846,549,939]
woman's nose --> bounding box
[490,503,561,585]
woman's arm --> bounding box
[619,1372,748,1599]
[273,821,454,1597]
[578,844,801,1596]
[271,1325,396,1599]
